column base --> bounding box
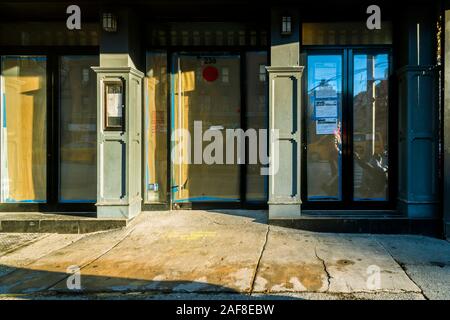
[97,197,141,219]
[269,204,301,219]
[445,222,450,240]
[398,199,439,219]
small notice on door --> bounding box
[315,100,338,118]
[316,118,337,135]
[107,93,123,117]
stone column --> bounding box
[397,6,439,219]
[92,8,143,219]
[267,7,303,219]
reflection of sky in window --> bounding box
[307,54,388,96]
[353,54,388,96]
[307,55,342,94]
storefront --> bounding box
[0,0,447,236]
[0,38,99,212]
[143,22,269,209]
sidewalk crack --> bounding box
[314,247,331,292]
[249,225,269,294]
[371,235,429,300]
[44,225,138,291]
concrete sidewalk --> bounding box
[0,210,449,300]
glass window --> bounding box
[145,52,168,203]
[1,56,47,203]
[306,55,343,201]
[148,23,267,47]
[302,22,392,46]
[246,52,268,202]
[0,23,99,46]
[59,55,98,203]
[353,53,389,201]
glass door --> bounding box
[171,53,241,203]
[305,53,343,201]
[58,55,98,203]
[352,52,389,201]
[304,49,391,208]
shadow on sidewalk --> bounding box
[0,264,299,299]
[203,209,268,224]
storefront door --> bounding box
[171,53,241,203]
[303,49,391,208]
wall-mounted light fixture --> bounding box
[281,16,292,35]
[102,13,117,32]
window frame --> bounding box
[301,46,396,211]
[0,46,99,213]
[142,48,269,211]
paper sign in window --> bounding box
[104,81,124,129]
[315,100,338,118]
[316,118,337,135]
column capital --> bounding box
[266,66,304,73]
[92,66,144,79]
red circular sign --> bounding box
[202,66,219,82]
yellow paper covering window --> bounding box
[1,56,47,203]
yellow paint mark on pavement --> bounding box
[165,231,217,241]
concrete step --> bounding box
[269,216,442,237]
[0,212,128,234]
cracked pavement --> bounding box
[0,210,449,300]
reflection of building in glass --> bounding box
[353,58,389,200]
